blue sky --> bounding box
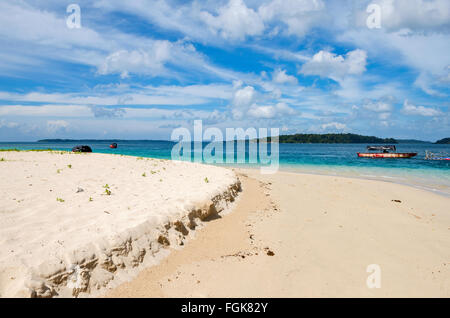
[0,0,449,141]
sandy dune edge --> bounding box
[0,151,241,297]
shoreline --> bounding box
[107,168,450,297]
[212,163,450,198]
[258,165,450,198]
[1,147,448,197]
[1,151,449,297]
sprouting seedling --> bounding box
[89,197,93,202]
[56,197,65,203]
[204,177,209,183]
[142,172,146,177]
[0,158,5,161]
[57,169,62,174]
[150,170,156,174]
[103,184,111,195]
[67,164,72,168]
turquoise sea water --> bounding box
[1,141,449,195]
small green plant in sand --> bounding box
[204,177,209,183]
[150,170,157,174]
[56,197,65,203]
[142,172,146,177]
[57,169,62,174]
[67,164,72,168]
[0,158,5,162]
[89,197,93,202]
[103,184,111,195]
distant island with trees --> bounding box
[256,133,448,144]
[435,137,450,144]
[38,134,449,144]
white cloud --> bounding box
[46,120,69,133]
[247,105,277,119]
[230,84,297,120]
[378,112,391,120]
[340,29,450,76]
[0,105,92,117]
[200,0,264,41]
[248,102,296,119]
[300,49,367,82]
[414,71,447,97]
[90,106,126,118]
[251,45,310,62]
[339,11,450,97]
[232,86,256,107]
[0,2,250,81]
[401,100,442,116]
[0,119,19,129]
[0,104,228,125]
[258,0,326,37]
[93,0,217,44]
[362,100,393,112]
[0,83,236,107]
[94,0,326,42]
[354,0,450,34]
[98,43,171,78]
[272,69,298,84]
[320,122,347,131]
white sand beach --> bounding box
[0,151,240,297]
[108,169,450,298]
[1,151,449,298]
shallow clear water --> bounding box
[1,141,449,195]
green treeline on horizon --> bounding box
[435,137,450,144]
[260,134,447,144]
[260,133,398,144]
[37,134,449,144]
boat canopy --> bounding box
[366,145,396,151]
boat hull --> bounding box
[357,152,417,158]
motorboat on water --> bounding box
[425,151,450,161]
[109,142,118,149]
[357,145,417,158]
